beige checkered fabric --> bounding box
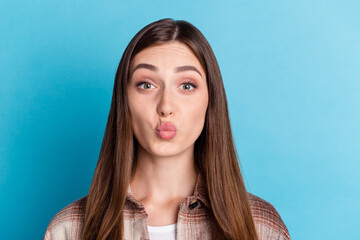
[44,174,290,240]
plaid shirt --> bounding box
[44,174,290,240]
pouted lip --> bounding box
[156,122,177,140]
[156,122,177,131]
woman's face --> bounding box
[127,41,208,158]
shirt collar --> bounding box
[125,172,211,210]
[192,172,211,209]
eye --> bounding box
[181,81,197,91]
[136,81,155,90]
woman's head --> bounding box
[114,18,229,171]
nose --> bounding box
[157,87,174,117]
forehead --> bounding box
[131,41,204,71]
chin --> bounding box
[150,148,180,158]
[149,143,183,156]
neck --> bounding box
[130,145,198,203]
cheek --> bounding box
[128,95,148,134]
[129,109,151,149]
[185,95,208,135]
[129,104,149,131]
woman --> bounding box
[44,19,290,240]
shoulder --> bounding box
[43,196,87,240]
[247,193,291,240]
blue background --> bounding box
[1,1,359,239]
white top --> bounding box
[147,223,176,240]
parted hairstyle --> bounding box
[82,18,258,240]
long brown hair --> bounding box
[82,18,258,240]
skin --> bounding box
[127,41,209,226]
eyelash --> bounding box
[136,81,153,89]
[136,81,198,91]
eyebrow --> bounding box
[131,63,203,77]
[175,65,202,77]
[132,63,158,75]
